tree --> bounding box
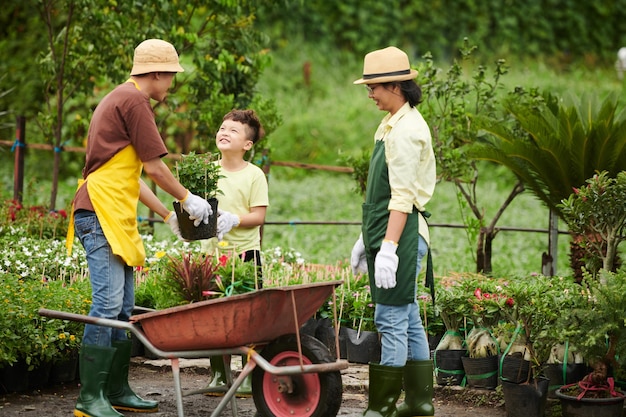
[417,39,524,274]
[3,0,282,210]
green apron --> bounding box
[362,140,420,305]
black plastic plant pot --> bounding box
[173,198,218,241]
[555,387,625,417]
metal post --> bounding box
[542,209,559,276]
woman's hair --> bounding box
[394,80,423,107]
[223,109,265,143]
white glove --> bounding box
[217,209,240,241]
[181,191,212,227]
[374,240,399,289]
[164,211,183,240]
[350,234,368,275]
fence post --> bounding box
[13,116,26,203]
[542,209,559,276]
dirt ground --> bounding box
[0,358,528,417]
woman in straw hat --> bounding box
[67,39,212,417]
[350,46,436,417]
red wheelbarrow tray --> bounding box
[130,280,343,352]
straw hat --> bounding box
[130,39,185,76]
[353,46,417,85]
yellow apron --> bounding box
[66,145,145,266]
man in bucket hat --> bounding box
[350,46,436,417]
[67,39,212,417]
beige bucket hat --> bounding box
[353,46,417,85]
[130,39,185,76]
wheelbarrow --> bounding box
[39,280,348,417]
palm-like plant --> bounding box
[471,92,626,215]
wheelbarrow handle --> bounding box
[38,308,135,332]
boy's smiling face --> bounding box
[215,119,253,154]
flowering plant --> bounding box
[1,274,90,370]
[0,199,68,239]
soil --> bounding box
[0,358,534,417]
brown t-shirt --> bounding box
[73,82,168,211]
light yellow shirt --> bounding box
[374,102,436,244]
[204,162,269,254]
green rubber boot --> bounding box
[235,355,252,398]
[360,363,404,417]
[396,360,435,417]
[205,355,228,396]
[74,344,123,417]
[107,340,158,413]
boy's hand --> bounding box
[217,209,240,241]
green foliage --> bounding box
[559,171,626,273]
[559,269,626,380]
[0,275,90,369]
[474,93,626,216]
[174,152,223,199]
[339,148,370,197]
[256,0,626,63]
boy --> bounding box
[205,109,269,397]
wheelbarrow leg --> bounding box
[171,358,186,417]
[209,359,257,417]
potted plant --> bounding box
[497,275,557,417]
[433,275,468,386]
[172,151,223,240]
[462,278,508,390]
[554,269,626,417]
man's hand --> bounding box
[164,211,183,240]
[181,191,212,226]
[374,240,399,289]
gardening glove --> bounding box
[180,190,212,226]
[217,209,240,241]
[350,234,368,275]
[164,211,183,240]
[374,240,399,289]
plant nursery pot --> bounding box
[433,349,466,386]
[462,355,498,389]
[173,197,218,241]
[555,387,625,417]
[50,354,78,384]
[27,361,52,389]
[344,327,381,364]
[500,354,532,384]
[0,360,29,393]
[501,377,549,417]
[542,362,588,398]
[312,319,347,360]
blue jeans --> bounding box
[74,211,134,346]
[375,235,430,366]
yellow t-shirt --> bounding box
[203,162,269,254]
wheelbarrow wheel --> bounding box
[252,333,342,417]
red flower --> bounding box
[505,297,514,307]
[218,255,229,267]
[474,288,482,300]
